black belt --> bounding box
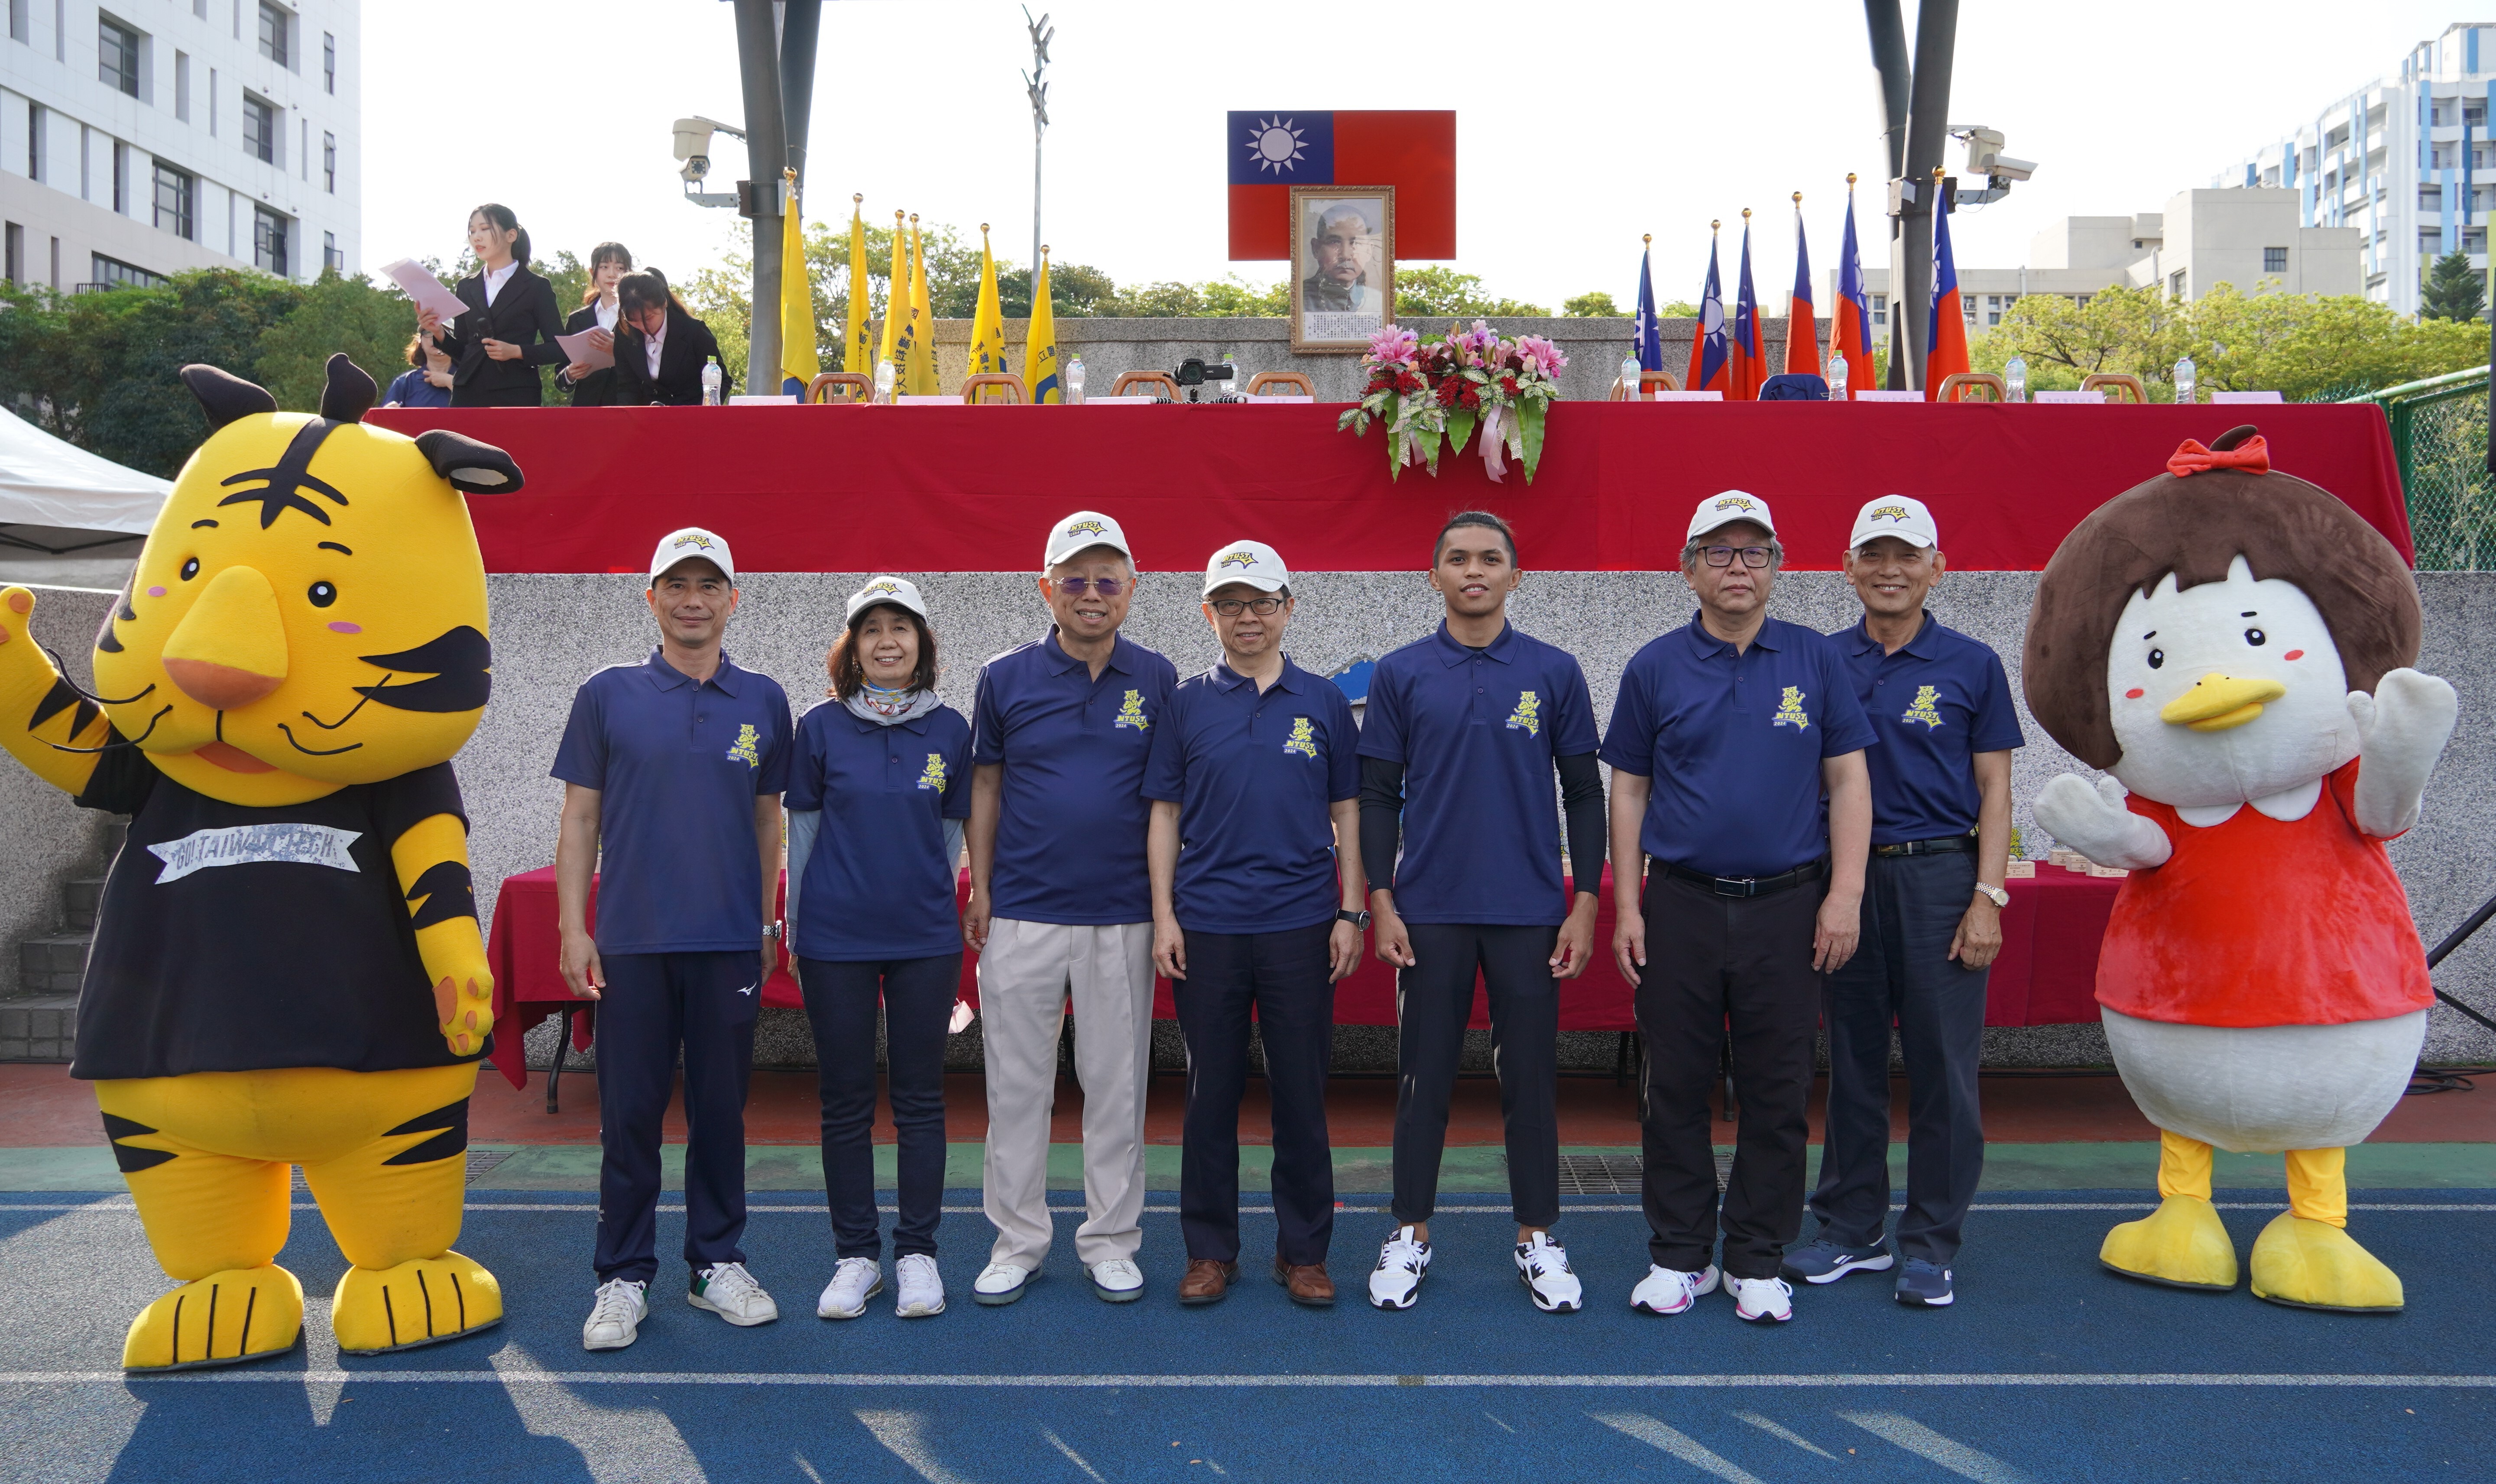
[1872,833,1975,858]
[1662,858,1827,898]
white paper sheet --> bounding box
[554,327,613,372]
[381,258,468,327]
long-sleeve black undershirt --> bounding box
[1359,753,1608,904]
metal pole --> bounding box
[1896,0,1958,392]
[1023,10,1053,311]
[1864,0,1912,386]
[779,0,822,194]
[732,0,788,398]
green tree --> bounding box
[1392,266,1548,318]
[1562,291,1622,317]
[2419,250,2486,322]
[256,270,428,410]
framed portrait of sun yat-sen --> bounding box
[1289,184,1394,354]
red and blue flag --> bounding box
[1834,184,1875,399]
[1925,179,1971,400]
[1728,215,1764,402]
[1634,239,1663,373]
[1225,111,1455,260]
[1684,230,1728,394]
[1786,200,1820,376]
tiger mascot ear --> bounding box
[412,431,524,494]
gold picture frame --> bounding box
[1288,184,1394,354]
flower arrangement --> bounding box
[1337,322,1568,483]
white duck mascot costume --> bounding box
[2024,426,2456,1312]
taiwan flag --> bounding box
[1227,111,1455,259]
[1684,232,1728,395]
[1834,185,1876,399]
[1925,179,1970,400]
[1786,202,1820,375]
[1727,217,1765,402]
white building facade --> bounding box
[0,0,357,292]
[2214,21,2496,315]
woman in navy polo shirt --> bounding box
[787,577,973,1322]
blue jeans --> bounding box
[799,953,960,1259]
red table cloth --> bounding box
[366,402,2408,576]
[482,863,2117,1090]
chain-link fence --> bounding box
[2346,367,2496,570]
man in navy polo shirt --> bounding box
[554,527,794,1352]
[965,511,1179,1306]
[1145,539,1365,1308]
[1602,491,1875,1326]
[1356,511,1607,1315]
[1788,496,2023,1309]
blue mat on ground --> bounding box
[0,1189,2488,1482]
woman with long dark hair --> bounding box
[609,269,732,406]
[420,203,566,407]
[784,578,970,1321]
[557,240,632,407]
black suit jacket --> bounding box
[440,264,565,405]
[611,307,732,407]
[557,304,622,407]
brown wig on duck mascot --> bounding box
[0,356,522,1367]
[2024,425,2456,1312]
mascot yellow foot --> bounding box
[333,1250,503,1354]
[123,1265,304,1371]
[2100,1196,2240,1290]
[2249,1213,2402,1312]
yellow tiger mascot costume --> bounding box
[0,356,520,1369]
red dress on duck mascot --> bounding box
[2024,426,2456,1313]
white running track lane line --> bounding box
[3,1371,2493,1388]
[856,1409,976,1484]
[1589,1412,1771,1484]
[1039,1427,1108,1484]
[1734,1410,1839,1458]
[1844,1411,2031,1483]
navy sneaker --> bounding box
[1893,1257,1955,1307]
[1779,1238,1895,1286]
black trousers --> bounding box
[1636,871,1825,1280]
[1173,923,1336,1266]
[593,950,761,1284]
[799,952,961,1260]
[1812,851,1988,1264]
[1392,923,1560,1228]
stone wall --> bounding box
[0,588,120,996]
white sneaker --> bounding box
[895,1254,946,1318]
[973,1261,1030,1306]
[1368,1226,1432,1311]
[582,1278,648,1351]
[1515,1233,1583,1314]
[1729,1274,1796,1323]
[1089,1257,1144,1303]
[687,1261,779,1326]
[815,1257,881,1320]
[1629,1263,1719,1316]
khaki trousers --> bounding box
[978,917,1156,1269]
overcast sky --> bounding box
[367,1,2470,312]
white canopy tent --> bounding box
[0,405,169,591]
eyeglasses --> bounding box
[1054,577,1128,596]
[1699,545,1776,569]
[1208,596,1285,616]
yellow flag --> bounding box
[844,195,870,375]
[904,216,940,395]
[966,225,1006,391]
[876,210,906,374]
[778,169,820,394]
[1027,247,1060,404]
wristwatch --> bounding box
[1337,909,1372,930]
[1974,883,2010,909]
[762,920,784,941]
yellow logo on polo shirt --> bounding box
[917,752,949,792]
[1902,684,1945,729]
[1771,686,1811,730]
[725,722,762,767]
[1283,716,1318,758]
[1505,690,1542,737]
[1218,549,1258,569]
[1113,689,1150,731]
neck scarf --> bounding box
[845,682,943,726]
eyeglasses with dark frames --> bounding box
[1699,544,1776,569]
[1208,596,1285,616]
[1054,577,1128,596]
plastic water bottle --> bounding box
[1619,354,1642,402]
[1825,351,1849,401]
[700,360,723,406]
[2005,355,2027,403]
[1067,356,1086,404]
[874,358,896,403]
[2174,356,2197,405]
[1221,352,1238,400]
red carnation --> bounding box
[1397,369,1423,395]
[1436,379,1460,406]
[1458,384,1481,409]
[1501,374,1520,396]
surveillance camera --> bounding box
[672,117,717,163]
[1988,156,2038,182]
[679,155,710,184]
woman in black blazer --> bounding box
[557,240,632,407]
[421,203,565,407]
[610,271,734,407]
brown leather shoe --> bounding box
[1178,1259,1239,1306]
[1272,1256,1336,1306]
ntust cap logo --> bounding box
[1064,519,1108,540]
[1217,550,1259,569]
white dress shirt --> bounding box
[643,319,668,379]
[594,297,619,332]
[482,259,518,306]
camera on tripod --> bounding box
[1171,357,1238,402]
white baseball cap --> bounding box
[649,526,734,585]
[1202,539,1290,595]
[845,575,930,624]
[1849,495,1939,549]
[1044,510,1134,570]
[1687,490,1777,542]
